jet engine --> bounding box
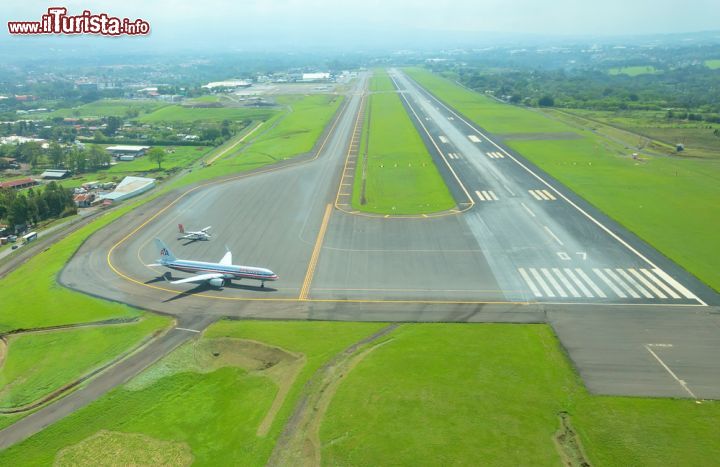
[208,278,225,288]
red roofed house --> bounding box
[73,193,95,207]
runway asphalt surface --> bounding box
[7,67,717,451]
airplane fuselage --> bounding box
[162,259,278,282]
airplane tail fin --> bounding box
[178,223,185,234]
[155,238,177,262]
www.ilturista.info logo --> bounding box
[8,8,150,36]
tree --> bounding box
[88,145,110,170]
[104,116,123,136]
[67,147,87,173]
[48,142,65,168]
[538,95,555,107]
[147,147,165,170]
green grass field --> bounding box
[239,94,343,161]
[3,321,718,465]
[138,105,276,123]
[172,94,344,187]
[406,67,720,291]
[352,73,455,214]
[558,108,720,160]
[0,320,385,466]
[704,59,720,69]
[405,68,575,134]
[47,100,166,119]
[608,66,659,76]
[320,324,720,466]
[0,316,167,409]
[369,69,396,92]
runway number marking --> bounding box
[557,251,571,261]
[439,135,449,143]
[645,344,697,399]
[468,135,481,143]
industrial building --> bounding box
[41,169,71,179]
[0,178,37,190]
[301,72,331,82]
[99,176,155,203]
[106,145,150,159]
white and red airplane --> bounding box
[150,238,278,288]
[177,223,212,241]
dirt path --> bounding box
[267,323,399,467]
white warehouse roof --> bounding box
[100,176,155,202]
[106,145,150,152]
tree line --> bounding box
[0,142,111,172]
[0,182,76,229]
[444,66,720,116]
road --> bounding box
[6,67,716,451]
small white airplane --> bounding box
[149,238,278,288]
[177,223,212,241]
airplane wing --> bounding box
[200,226,212,232]
[179,234,194,239]
[219,249,232,266]
[170,273,225,285]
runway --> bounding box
[59,69,720,401]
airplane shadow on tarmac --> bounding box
[144,272,278,303]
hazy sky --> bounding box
[2,0,719,49]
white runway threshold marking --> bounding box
[486,151,505,159]
[517,267,693,301]
[468,134,481,143]
[438,135,449,143]
[645,344,697,399]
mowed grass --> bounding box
[705,59,720,70]
[47,100,165,118]
[0,320,385,466]
[0,316,168,409]
[405,67,575,134]
[353,76,455,214]
[608,65,658,76]
[0,202,155,332]
[407,68,720,291]
[138,105,275,123]
[369,69,396,92]
[239,94,343,161]
[560,108,720,159]
[173,94,344,187]
[320,324,720,466]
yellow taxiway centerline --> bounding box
[299,203,333,300]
